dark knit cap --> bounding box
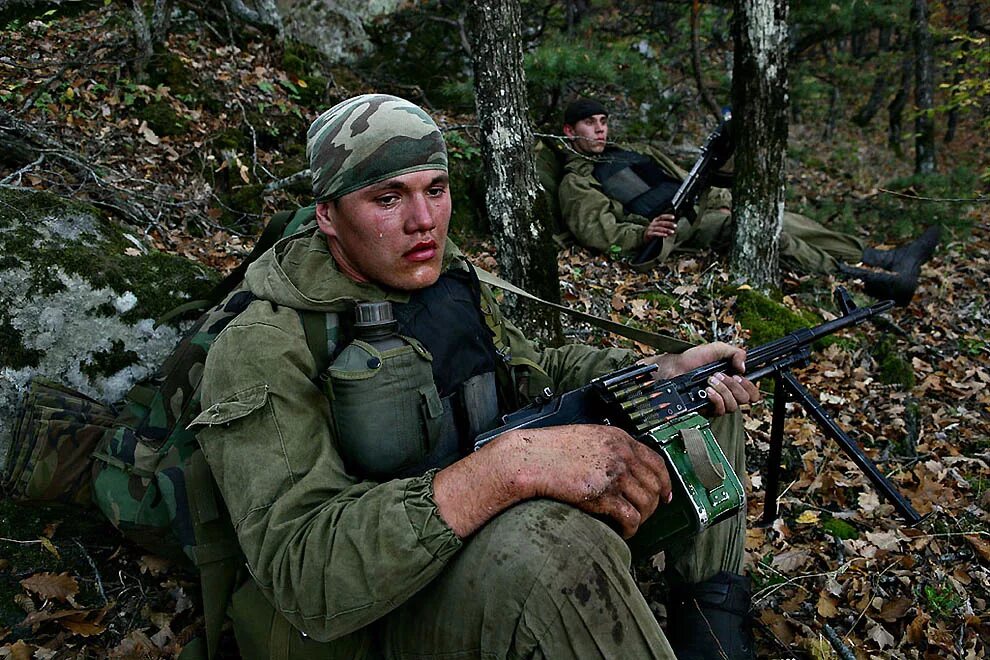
[564,98,609,126]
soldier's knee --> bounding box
[478,499,633,602]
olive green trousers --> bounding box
[228,413,746,660]
[674,209,865,274]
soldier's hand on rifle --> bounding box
[644,213,678,241]
[638,342,761,416]
[505,424,673,538]
[435,424,672,540]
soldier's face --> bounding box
[316,169,451,291]
[565,114,608,154]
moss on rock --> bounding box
[733,288,822,346]
[138,100,190,137]
[0,188,218,465]
[871,336,916,390]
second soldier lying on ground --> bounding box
[557,98,941,306]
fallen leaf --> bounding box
[796,510,820,524]
[139,555,172,576]
[771,549,811,572]
[6,640,34,660]
[758,610,794,645]
[138,120,160,145]
[878,596,914,622]
[865,618,895,649]
[816,592,839,618]
[39,537,59,559]
[60,619,106,637]
[964,534,990,563]
[20,572,79,602]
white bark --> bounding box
[729,0,790,291]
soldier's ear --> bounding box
[562,124,575,138]
[315,202,337,238]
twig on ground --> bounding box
[74,539,108,606]
[823,623,858,660]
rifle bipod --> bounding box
[760,368,924,527]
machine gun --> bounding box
[474,289,922,555]
[631,109,735,266]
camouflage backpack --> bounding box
[2,204,319,658]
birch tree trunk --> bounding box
[466,0,563,346]
[911,0,936,173]
[729,0,789,291]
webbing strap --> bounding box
[474,268,692,353]
[299,311,340,375]
[192,538,243,567]
[681,426,725,490]
[187,449,242,659]
[270,611,293,660]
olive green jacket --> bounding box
[194,229,636,642]
[558,144,733,256]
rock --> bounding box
[278,0,406,63]
[0,187,217,468]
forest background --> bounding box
[0,0,988,658]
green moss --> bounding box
[80,339,140,379]
[0,316,43,369]
[733,288,822,346]
[871,336,915,390]
[294,74,327,107]
[0,188,217,324]
[641,292,679,311]
[282,52,306,77]
[821,517,859,540]
[447,156,487,240]
[138,100,189,137]
[146,51,198,97]
[220,184,267,232]
[214,127,250,151]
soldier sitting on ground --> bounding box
[194,93,763,660]
[556,98,940,306]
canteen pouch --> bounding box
[325,336,446,479]
[627,413,744,558]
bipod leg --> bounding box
[780,371,922,525]
[761,373,789,525]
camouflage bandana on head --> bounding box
[307,94,448,202]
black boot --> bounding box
[838,263,919,306]
[666,572,755,660]
[862,225,941,274]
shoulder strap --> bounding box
[298,310,346,374]
[474,268,692,353]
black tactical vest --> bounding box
[592,147,682,219]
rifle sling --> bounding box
[475,269,692,353]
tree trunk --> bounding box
[130,0,154,76]
[466,0,563,346]
[888,49,912,156]
[729,0,789,292]
[852,71,890,127]
[911,0,936,173]
[691,1,724,121]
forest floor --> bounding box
[2,3,990,659]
